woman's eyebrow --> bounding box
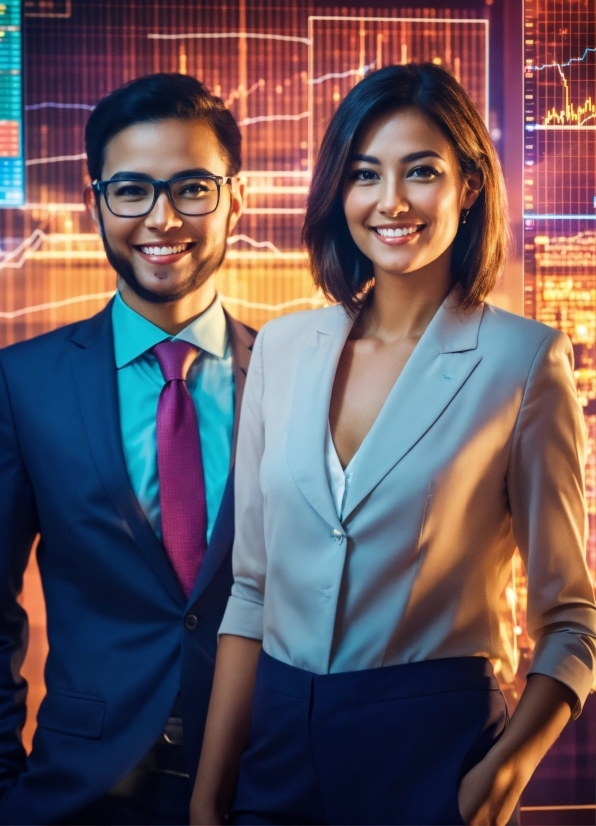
[401,150,444,162]
[351,153,380,164]
[350,150,444,164]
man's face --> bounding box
[87,118,243,303]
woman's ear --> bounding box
[462,169,483,210]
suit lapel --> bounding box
[342,301,484,521]
[70,302,185,606]
[188,315,256,605]
[286,306,351,532]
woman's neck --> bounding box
[358,260,452,344]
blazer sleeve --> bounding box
[506,329,596,715]
[0,357,39,795]
[219,326,266,640]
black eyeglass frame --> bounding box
[91,174,234,218]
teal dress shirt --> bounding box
[112,291,235,545]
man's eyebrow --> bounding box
[107,171,152,181]
[107,167,217,181]
[350,150,444,164]
[174,167,220,178]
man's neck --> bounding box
[117,278,218,336]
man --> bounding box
[0,73,255,825]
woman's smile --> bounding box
[370,224,425,244]
[343,107,478,285]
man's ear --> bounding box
[462,168,483,211]
[84,184,103,237]
[227,174,245,235]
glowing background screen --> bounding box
[0,1,24,207]
[3,1,595,819]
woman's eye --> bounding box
[349,168,379,182]
[408,165,440,179]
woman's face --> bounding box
[342,107,479,285]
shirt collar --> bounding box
[112,290,229,369]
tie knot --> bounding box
[152,339,199,383]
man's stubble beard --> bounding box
[98,210,230,305]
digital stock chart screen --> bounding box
[0,2,493,347]
[524,0,596,590]
[4,1,596,813]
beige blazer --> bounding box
[220,298,596,712]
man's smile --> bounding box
[134,241,197,264]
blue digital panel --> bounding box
[0,1,24,206]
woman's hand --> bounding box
[189,635,262,826]
[189,801,224,826]
[457,752,522,825]
[457,674,576,825]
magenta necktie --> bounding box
[152,340,208,598]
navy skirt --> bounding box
[231,651,509,825]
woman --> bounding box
[191,64,596,826]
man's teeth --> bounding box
[140,243,190,255]
[375,226,419,238]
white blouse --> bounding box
[324,422,359,521]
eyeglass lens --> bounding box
[105,177,219,216]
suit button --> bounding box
[184,614,198,630]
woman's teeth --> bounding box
[375,226,419,237]
[140,243,191,255]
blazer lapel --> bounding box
[225,311,255,465]
[342,301,485,521]
[286,306,352,532]
[188,315,256,605]
[70,302,185,606]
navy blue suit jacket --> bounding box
[0,300,255,824]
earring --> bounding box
[461,208,470,225]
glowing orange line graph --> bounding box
[26,102,95,112]
[309,64,375,84]
[147,32,311,45]
[239,112,308,126]
[226,233,300,257]
[24,115,313,164]
[0,230,302,271]
[0,292,325,320]
[26,152,87,166]
[224,78,264,108]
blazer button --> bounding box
[332,529,344,544]
[184,614,198,630]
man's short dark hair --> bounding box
[85,73,242,181]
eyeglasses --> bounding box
[92,175,233,218]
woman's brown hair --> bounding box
[302,63,510,315]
